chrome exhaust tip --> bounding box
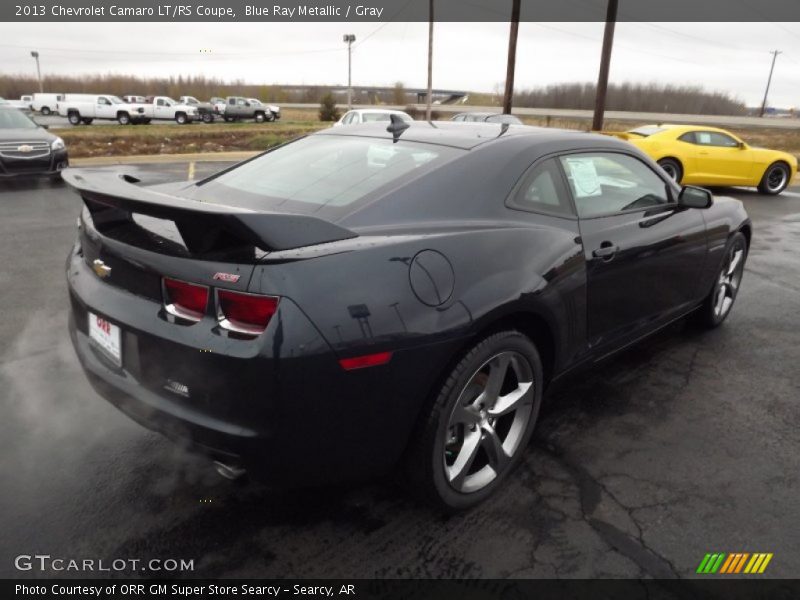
[214,461,247,481]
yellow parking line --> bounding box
[744,554,759,573]
[187,161,196,181]
[758,553,773,574]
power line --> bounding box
[0,42,344,58]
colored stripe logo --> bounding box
[696,553,773,574]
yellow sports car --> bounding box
[608,124,797,195]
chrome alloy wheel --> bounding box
[713,240,746,319]
[660,163,679,180]
[443,351,535,494]
[766,165,788,193]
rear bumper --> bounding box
[65,242,458,484]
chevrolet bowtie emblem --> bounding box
[17,144,33,153]
[92,259,111,278]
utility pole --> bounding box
[592,0,618,131]
[425,0,434,121]
[30,51,43,93]
[502,0,521,114]
[343,34,356,109]
[759,50,782,117]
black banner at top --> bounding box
[3,0,800,22]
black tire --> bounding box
[224,116,234,123]
[143,119,151,125]
[657,158,683,183]
[202,113,213,123]
[117,112,131,125]
[40,106,51,116]
[254,112,266,123]
[176,113,188,125]
[757,162,790,195]
[81,118,93,125]
[403,330,543,511]
[67,112,81,126]
[696,232,748,328]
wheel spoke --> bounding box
[489,382,533,417]
[714,285,727,315]
[480,423,509,474]
[447,430,481,488]
[480,354,510,407]
[727,249,743,276]
[451,404,481,427]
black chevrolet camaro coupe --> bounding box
[64,121,750,510]
[0,106,69,179]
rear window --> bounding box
[627,126,667,137]
[198,135,460,215]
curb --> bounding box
[71,151,259,166]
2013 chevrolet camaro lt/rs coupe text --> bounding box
[64,121,750,510]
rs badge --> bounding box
[213,272,240,283]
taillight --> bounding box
[339,351,393,371]
[163,277,209,322]
[217,290,279,336]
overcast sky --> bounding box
[1,22,799,107]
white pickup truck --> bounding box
[57,94,148,125]
[136,96,199,124]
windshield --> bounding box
[197,135,460,216]
[0,108,38,129]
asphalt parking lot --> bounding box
[1,161,799,579]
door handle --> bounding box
[592,243,619,259]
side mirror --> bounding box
[678,185,713,209]
[738,142,747,149]
[40,124,49,129]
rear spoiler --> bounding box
[599,131,635,141]
[63,168,357,254]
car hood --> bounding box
[0,127,55,142]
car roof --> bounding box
[316,120,617,151]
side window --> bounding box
[695,131,739,148]
[559,153,671,218]
[157,99,165,107]
[678,132,696,144]
[509,159,574,217]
